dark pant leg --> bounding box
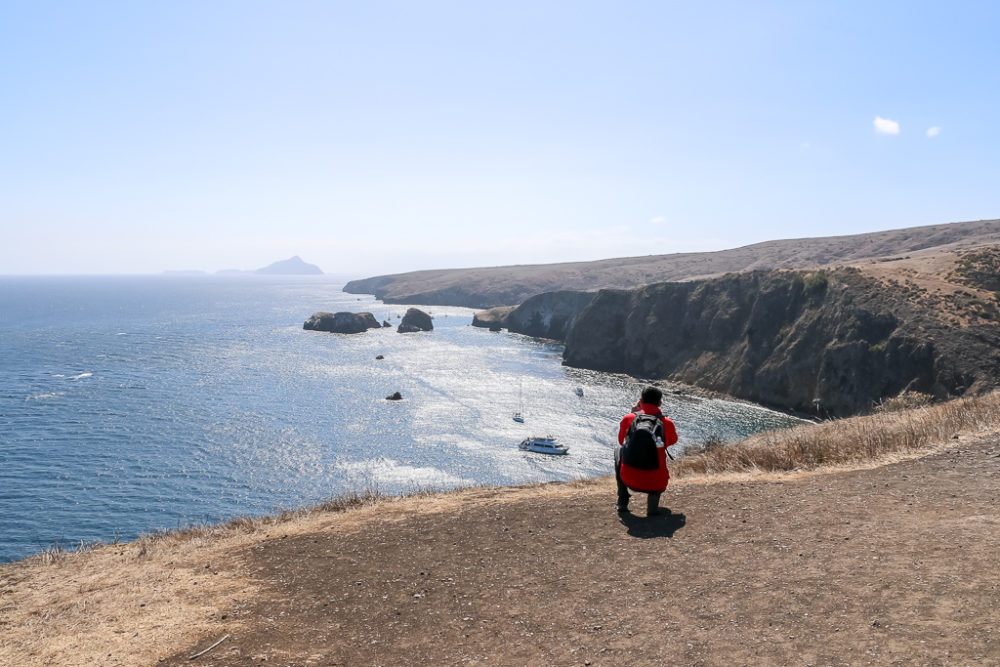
[646,491,661,512]
[614,448,630,505]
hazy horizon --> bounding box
[3,2,999,276]
[4,213,1000,280]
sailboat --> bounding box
[513,379,525,423]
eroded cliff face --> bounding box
[473,291,595,340]
[491,269,1000,417]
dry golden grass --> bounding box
[0,491,389,667]
[0,526,251,666]
[672,390,1000,477]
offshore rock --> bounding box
[397,308,433,333]
[386,391,403,401]
[303,311,381,334]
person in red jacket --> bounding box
[616,386,678,515]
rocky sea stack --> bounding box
[397,308,433,333]
[303,311,381,334]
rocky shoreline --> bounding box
[472,268,1000,417]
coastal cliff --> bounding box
[484,268,1000,416]
[347,219,1000,416]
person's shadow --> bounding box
[619,509,686,538]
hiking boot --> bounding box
[616,502,629,514]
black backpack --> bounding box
[621,413,665,470]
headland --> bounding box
[351,218,1000,418]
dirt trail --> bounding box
[157,436,1000,666]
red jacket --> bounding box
[618,403,678,493]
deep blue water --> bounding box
[0,275,800,562]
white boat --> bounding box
[518,435,569,455]
[512,412,524,423]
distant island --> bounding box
[252,256,324,275]
[166,256,324,276]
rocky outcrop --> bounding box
[558,269,1000,416]
[472,306,516,330]
[397,308,433,333]
[303,311,381,334]
[474,292,596,340]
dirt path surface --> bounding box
[157,437,1000,666]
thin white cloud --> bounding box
[649,216,667,225]
[926,126,942,137]
[874,116,900,135]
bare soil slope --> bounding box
[137,436,1000,666]
[344,218,1000,307]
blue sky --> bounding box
[2,1,998,276]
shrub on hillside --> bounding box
[803,271,828,292]
[875,391,933,413]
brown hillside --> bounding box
[344,218,1000,308]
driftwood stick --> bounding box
[188,634,229,660]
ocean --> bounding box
[0,275,801,562]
